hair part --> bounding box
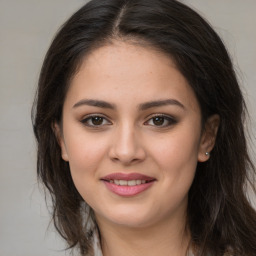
[32,0,256,255]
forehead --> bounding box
[65,41,200,112]
[77,41,176,83]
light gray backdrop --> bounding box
[0,0,255,255]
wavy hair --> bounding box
[32,0,256,255]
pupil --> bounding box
[92,117,103,125]
[153,117,164,126]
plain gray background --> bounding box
[0,0,255,255]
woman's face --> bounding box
[57,41,215,229]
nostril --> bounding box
[108,132,146,164]
[110,156,142,165]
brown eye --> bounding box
[81,115,111,127]
[152,116,165,126]
[145,115,177,127]
[91,116,104,125]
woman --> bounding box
[32,0,256,255]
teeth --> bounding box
[136,180,142,185]
[119,180,127,186]
[111,179,150,186]
[114,180,120,185]
[128,180,136,186]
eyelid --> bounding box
[80,114,112,127]
[80,113,177,128]
[144,114,177,127]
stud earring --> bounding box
[205,152,210,156]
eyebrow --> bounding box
[73,99,116,109]
[73,98,185,110]
[139,99,185,110]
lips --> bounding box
[102,173,155,181]
[101,173,156,197]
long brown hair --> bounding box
[32,0,256,255]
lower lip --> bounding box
[103,181,155,197]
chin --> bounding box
[95,204,161,229]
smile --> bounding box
[109,179,149,186]
[101,173,156,196]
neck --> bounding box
[96,215,190,256]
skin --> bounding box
[56,41,219,256]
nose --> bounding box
[108,124,146,165]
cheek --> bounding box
[64,131,109,177]
[148,127,201,185]
[152,129,200,162]
[65,134,109,206]
[149,131,200,210]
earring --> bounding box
[205,152,210,156]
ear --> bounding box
[52,122,69,162]
[198,114,220,162]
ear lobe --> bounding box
[52,122,69,162]
[198,114,220,162]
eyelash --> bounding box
[81,114,112,127]
[144,114,177,127]
[80,114,177,128]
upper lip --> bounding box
[101,172,156,181]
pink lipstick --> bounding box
[101,173,156,197]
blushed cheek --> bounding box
[67,141,106,202]
[153,134,200,176]
[67,136,108,176]
[158,138,199,206]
